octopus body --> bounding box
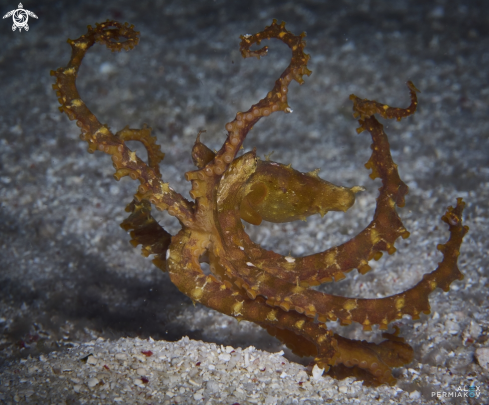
[51,20,468,385]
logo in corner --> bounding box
[431,382,482,399]
[3,3,38,32]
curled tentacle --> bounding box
[185,20,314,232]
[186,19,311,185]
[350,81,419,122]
[51,21,140,135]
[51,20,194,226]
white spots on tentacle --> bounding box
[343,299,358,311]
[128,151,137,163]
[63,67,76,75]
[232,300,244,316]
[70,99,84,107]
[266,309,278,322]
[191,286,204,301]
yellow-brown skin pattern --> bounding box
[51,19,468,386]
[239,159,363,225]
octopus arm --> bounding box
[189,20,312,185]
[168,228,410,385]
[222,199,467,331]
[50,20,194,226]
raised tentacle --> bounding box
[185,19,311,183]
[50,20,194,226]
[350,81,419,122]
[185,20,311,232]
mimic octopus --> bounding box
[51,20,468,385]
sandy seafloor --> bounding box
[0,0,488,403]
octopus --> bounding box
[50,20,468,385]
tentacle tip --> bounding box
[407,80,421,93]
